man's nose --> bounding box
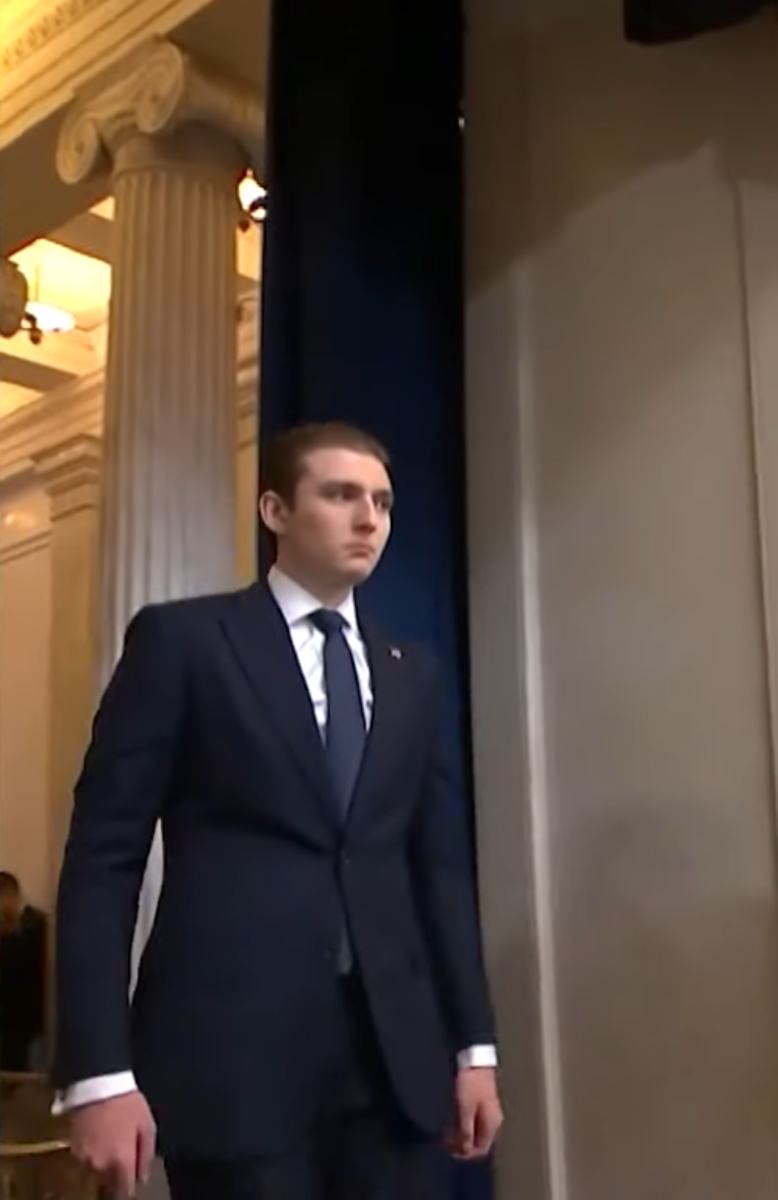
[355,498,378,528]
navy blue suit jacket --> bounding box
[54,584,495,1158]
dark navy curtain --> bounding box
[259,2,490,1198]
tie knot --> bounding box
[311,608,347,638]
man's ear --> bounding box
[258,490,287,535]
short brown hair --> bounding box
[260,422,391,505]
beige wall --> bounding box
[0,479,51,908]
[466,4,778,1199]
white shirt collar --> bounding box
[267,565,359,633]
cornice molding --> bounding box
[0,528,51,566]
[33,433,102,519]
[0,0,219,153]
[2,0,109,74]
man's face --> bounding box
[263,447,393,591]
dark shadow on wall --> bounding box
[469,4,778,287]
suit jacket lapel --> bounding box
[349,615,412,824]
[219,585,337,826]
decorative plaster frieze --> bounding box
[57,36,264,185]
[0,0,220,154]
[2,0,109,73]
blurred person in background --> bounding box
[0,871,47,1072]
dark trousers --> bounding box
[165,977,448,1200]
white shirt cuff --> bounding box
[456,1044,498,1070]
[52,1051,496,1113]
[51,1071,138,1114]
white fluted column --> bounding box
[56,38,264,965]
[57,37,264,674]
[97,125,242,667]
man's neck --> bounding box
[271,561,352,610]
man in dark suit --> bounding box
[55,422,502,1199]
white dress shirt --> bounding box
[56,568,495,1113]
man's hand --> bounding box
[446,1067,504,1161]
[69,1091,156,1197]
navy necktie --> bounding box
[310,609,366,820]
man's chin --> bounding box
[341,557,376,584]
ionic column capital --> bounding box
[33,433,102,520]
[56,36,264,186]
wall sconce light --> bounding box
[238,170,267,230]
[20,256,75,343]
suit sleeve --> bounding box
[54,605,186,1087]
[408,658,496,1054]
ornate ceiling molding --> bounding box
[2,0,110,74]
[56,36,264,184]
[0,0,220,158]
